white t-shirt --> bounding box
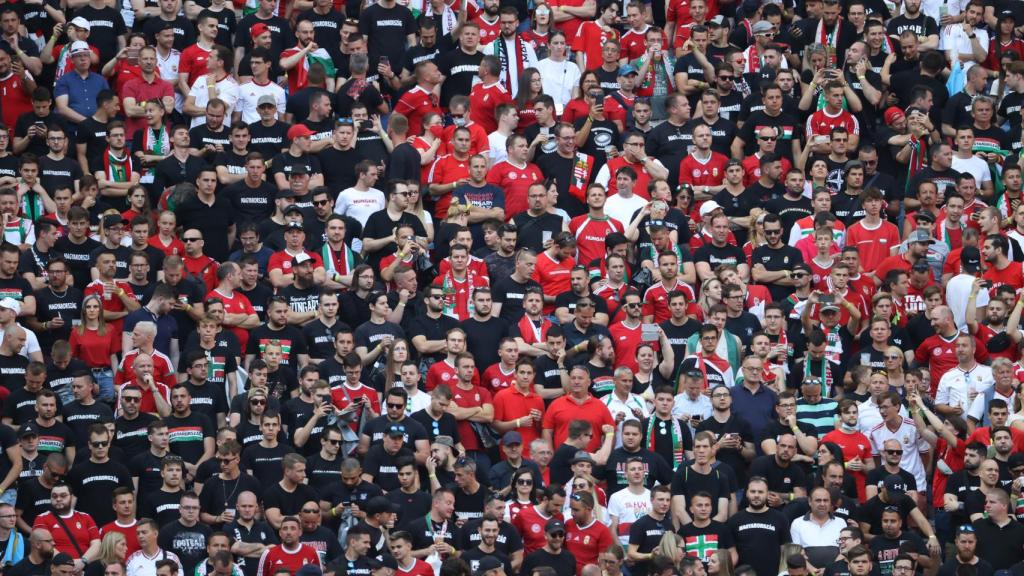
[868,418,931,490]
[236,81,287,124]
[940,25,989,72]
[334,187,386,227]
[488,131,511,164]
[604,193,648,228]
[537,58,581,115]
[606,488,652,545]
[946,272,990,330]
[951,154,992,188]
[188,74,240,128]
[935,363,994,413]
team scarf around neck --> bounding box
[937,218,966,250]
[440,265,479,318]
[139,125,169,182]
[568,152,595,202]
[804,352,832,397]
[103,147,133,183]
[322,242,356,277]
[815,17,843,65]
[517,314,550,345]
[493,34,530,94]
[647,415,684,468]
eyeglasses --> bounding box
[183,237,202,242]
[758,135,778,141]
[301,508,319,513]
[313,199,331,207]
[250,399,267,406]
[885,449,903,455]
[90,440,109,448]
[711,392,730,398]
[386,403,405,410]
[122,396,141,403]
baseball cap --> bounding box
[434,435,455,448]
[883,106,905,126]
[287,163,310,176]
[365,496,400,515]
[367,557,399,572]
[570,450,596,466]
[69,40,91,56]
[292,253,313,267]
[961,246,982,273]
[618,63,638,76]
[257,94,277,108]
[386,423,407,438]
[819,300,840,313]
[473,557,503,576]
[51,554,74,568]
[699,200,723,218]
[287,124,315,140]
[708,15,725,26]
[907,228,932,244]
[913,211,935,224]
[102,214,128,228]
[17,423,37,438]
[545,519,565,534]
[0,298,21,315]
[883,474,907,496]
[502,431,523,445]
[250,22,270,39]
[751,20,774,34]
[69,17,91,30]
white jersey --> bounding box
[935,363,994,414]
[606,487,652,545]
[155,48,182,111]
[236,81,287,124]
[125,548,182,576]
[868,418,930,490]
[188,75,240,128]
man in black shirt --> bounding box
[66,424,132,526]
[436,25,483,108]
[158,491,213,576]
[62,373,114,451]
[262,453,319,529]
[6,527,54,576]
[728,477,790,576]
[627,486,674,576]
[751,214,804,301]
[362,424,415,493]
[165,385,216,479]
[227,491,278,576]
[225,153,277,224]
[520,519,576,576]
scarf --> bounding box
[998,190,1022,220]
[742,44,760,74]
[636,53,675,96]
[804,353,833,397]
[937,219,966,250]
[493,34,530,94]
[568,152,595,203]
[815,17,843,65]
[440,265,480,319]
[824,323,843,366]
[322,242,356,277]
[516,315,551,345]
[905,135,927,196]
[139,125,168,184]
[647,416,684,468]
[103,147,133,183]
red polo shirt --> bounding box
[542,394,614,452]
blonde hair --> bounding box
[98,531,126,565]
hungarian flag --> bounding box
[683,534,719,560]
[206,353,226,381]
[283,46,337,94]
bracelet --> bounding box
[185,304,192,311]
[515,418,521,427]
[429,473,437,479]
[42,321,48,330]
[398,251,406,258]
[397,302,405,306]
[789,493,794,502]
[116,289,125,297]
[605,431,614,437]
[331,507,337,517]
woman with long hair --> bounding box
[560,70,600,125]
[742,208,768,267]
[404,187,435,244]
[121,185,156,228]
[633,343,675,399]
[85,532,127,576]
[565,473,609,523]
[521,5,553,58]
[696,277,723,320]
[654,532,684,565]
[69,294,119,400]
[812,442,858,499]
[504,467,537,523]
[236,388,272,449]
[804,157,830,193]
[536,31,581,114]
[707,549,735,576]
[884,345,907,391]
[599,545,625,576]
[514,68,543,130]
[374,337,410,393]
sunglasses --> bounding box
[764,229,782,235]
[90,441,109,448]
[549,532,565,538]
[325,438,341,445]
[301,508,319,513]
[386,403,405,410]
[218,457,237,463]
[313,199,331,207]
[183,237,202,242]
[758,136,778,141]
[250,399,267,406]
[625,303,641,308]
[885,355,901,360]
[885,450,903,455]
[517,479,533,485]
[122,396,141,403]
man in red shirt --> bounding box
[83,249,141,337]
[267,225,326,289]
[542,365,615,451]
[469,56,512,135]
[120,46,174,138]
[844,188,900,272]
[982,235,1024,292]
[679,124,729,189]
[33,485,99,567]
[533,233,576,314]
[432,244,489,320]
[569,184,625,266]
[206,262,259,353]
[741,126,794,187]
[426,328,482,391]
[487,134,543,218]
[915,305,988,395]
[0,44,34,133]
[571,1,619,70]
[449,352,493,463]
[873,228,932,286]
[609,290,646,373]
[805,88,861,152]
[596,131,668,198]
[565,483,615,574]
[394,61,443,137]
[429,128,473,219]
[256,517,321,576]
[643,251,689,323]
[177,12,219,97]
[180,229,220,293]
[100,488,140,556]
[491,359,545,453]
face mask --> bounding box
[840,422,857,433]
[453,117,466,127]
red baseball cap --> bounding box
[250,22,270,40]
[287,124,315,140]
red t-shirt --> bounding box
[469,81,512,135]
[425,359,481,391]
[474,15,501,46]
[395,86,441,137]
[680,152,731,188]
[915,332,989,395]
[207,288,256,353]
[451,384,493,452]
[329,383,380,434]
[100,520,140,557]
[513,505,562,554]
[267,250,324,278]
[566,518,615,573]
[183,254,219,293]
[148,234,185,258]
[740,154,793,187]
[178,44,212,90]
[845,220,901,273]
[0,72,34,136]
[541,394,614,451]
[603,157,653,199]
[69,326,121,369]
[572,21,618,69]
[431,272,490,320]
[116,349,177,389]
[984,261,1024,292]
[34,511,98,558]
[609,320,645,373]
[532,252,575,313]
[491,385,545,456]
[397,559,434,576]
[441,123,488,156]
[486,160,543,219]
[429,155,471,218]
[550,0,589,39]
[256,544,321,576]
[82,279,138,336]
[569,215,625,267]
[482,363,516,395]
[820,429,872,502]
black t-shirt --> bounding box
[869,530,926,575]
[62,400,113,449]
[763,195,813,233]
[173,194,236,261]
[7,557,48,576]
[436,48,485,108]
[572,117,619,172]
[461,316,511,370]
[76,116,109,169]
[114,413,158,461]
[628,514,674,576]
[67,459,133,526]
[15,477,53,525]
[670,464,737,519]
[534,152,587,216]
[158,521,213,576]
[510,212,564,254]
[38,155,83,196]
[247,120,290,160]
[241,442,295,485]
[3,386,59,427]
[363,444,414,492]
[72,5,125,62]
[261,482,320,518]
[358,2,415,72]
[129,450,165,501]
[750,244,804,301]
[141,15,195,50]
[408,410,460,445]
[521,549,576,576]
[305,452,342,490]
[234,14,289,59]
[736,110,802,161]
[53,236,101,290]
[362,211,427,268]
[677,520,736,564]
[165,411,216,464]
[748,454,808,499]
[693,242,747,271]
[858,493,917,535]
[180,380,230,426]
[198,472,262,521]
[728,508,791,576]
[318,146,360,192]
[695,416,754,484]
[246,323,308,369]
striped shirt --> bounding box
[797,398,839,438]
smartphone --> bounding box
[542,230,553,244]
[641,323,659,342]
[379,55,389,67]
[818,294,835,305]
[126,47,139,64]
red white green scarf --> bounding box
[103,147,133,183]
[139,125,168,183]
[647,415,684,468]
